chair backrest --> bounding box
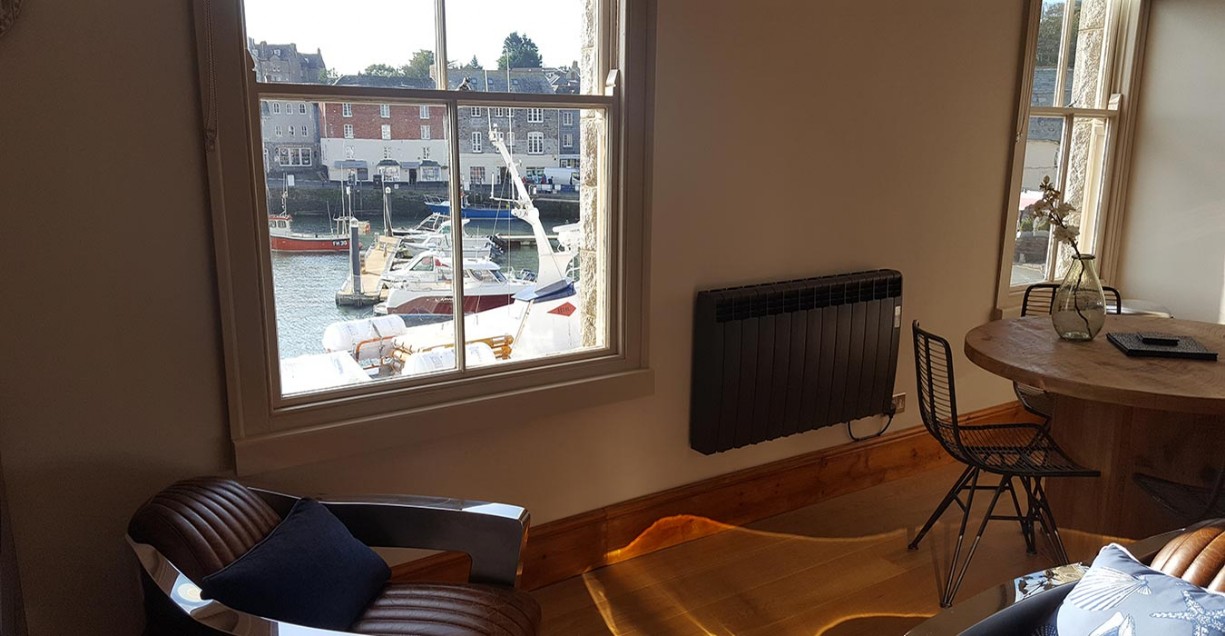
[1022,283,1123,316]
[1150,518,1225,592]
[128,477,283,583]
[912,322,967,463]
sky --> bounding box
[243,0,583,75]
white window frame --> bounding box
[343,123,354,139]
[272,102,280,114]
[527,131,544,154]
[380,104,390,118]
[471,131,483,153]
[563,133,574,148]
[274,125,282,136]
[193,0,651,474]
[470,165,485,184]
[381,124,391,140]
[299,103,307,114]
[994,0,1149,314]
[342,102,352,117]
[300,125,307,136]
[420,124,431,140]
[562,110,575,126]
[470,106,483,117]
[419,105,431,119]
[527,107,544,123]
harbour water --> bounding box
[271,211,574,359]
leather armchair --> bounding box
[907,519,1225,635]
[127,477,541,635]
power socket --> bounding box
[891,393,906,414]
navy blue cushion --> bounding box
[201,498,390,631]
[1056,543,1225,635]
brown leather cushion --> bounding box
[350,583,541,636]
[1150,518,1225,592]
[128,477,282,583]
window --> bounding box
[274,125,283,136]
[299,103,307,114]
[381,124,391,140]
[527,131,544,154]
[288,125,296,136]
[526,107,544,123]
[562,133,574,148]
[560,158,581,169]
[272,102,281,114]
[562,110,575,126]
[490,107,509,117]
[202,0,648,471]
[383,146,393,159]
[380,104,390,118]
[470,106,483,117]
[996,0,1145,309]
[276,147,313,166]
[300,125,307,136]
[471,131,483,153]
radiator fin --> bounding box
[690,269,903,454]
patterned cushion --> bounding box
[1056,543,1225,635]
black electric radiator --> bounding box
[689,269,903,454]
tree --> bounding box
[1036,2,1079,68]
[361,63,399,77]
[463,55,483,69]
[400,49,436,79]
[497,32,543,70]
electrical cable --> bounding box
[846,408,897,442]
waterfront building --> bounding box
[248,41,328,182]
[320,68,582,189]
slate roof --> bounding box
[1028,68,1075,142]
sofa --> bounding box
[907,518,1225,635]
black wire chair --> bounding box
[910,322,1100,607]
[1014,283,1124,421]
[1134,468,1225,526]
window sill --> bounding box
[234,367,654,475]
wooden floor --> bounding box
[533,463,1124,636]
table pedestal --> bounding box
[1044,394,1225,539]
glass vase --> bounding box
[1052,254,1107,341]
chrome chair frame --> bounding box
[129,488,531,635]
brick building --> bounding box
[319,68,584,190]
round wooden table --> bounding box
[965,315,1225,538]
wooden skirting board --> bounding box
[390,401,1038,590]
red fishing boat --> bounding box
[268,214,350,252]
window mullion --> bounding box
[434,0,449,91]
[1054,0,1076,107]
[445,98,467,371]
[1045,112,1077,278]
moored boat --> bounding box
[374,253,533,317]
[268,214,350,252]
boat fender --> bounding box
[322,315,414,359]
[401,343,498,375]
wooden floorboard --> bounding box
[532,463,1122,636]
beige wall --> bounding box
[1117,0,1225,322]
[0,0,1023,633]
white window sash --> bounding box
[194,0,649,471]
